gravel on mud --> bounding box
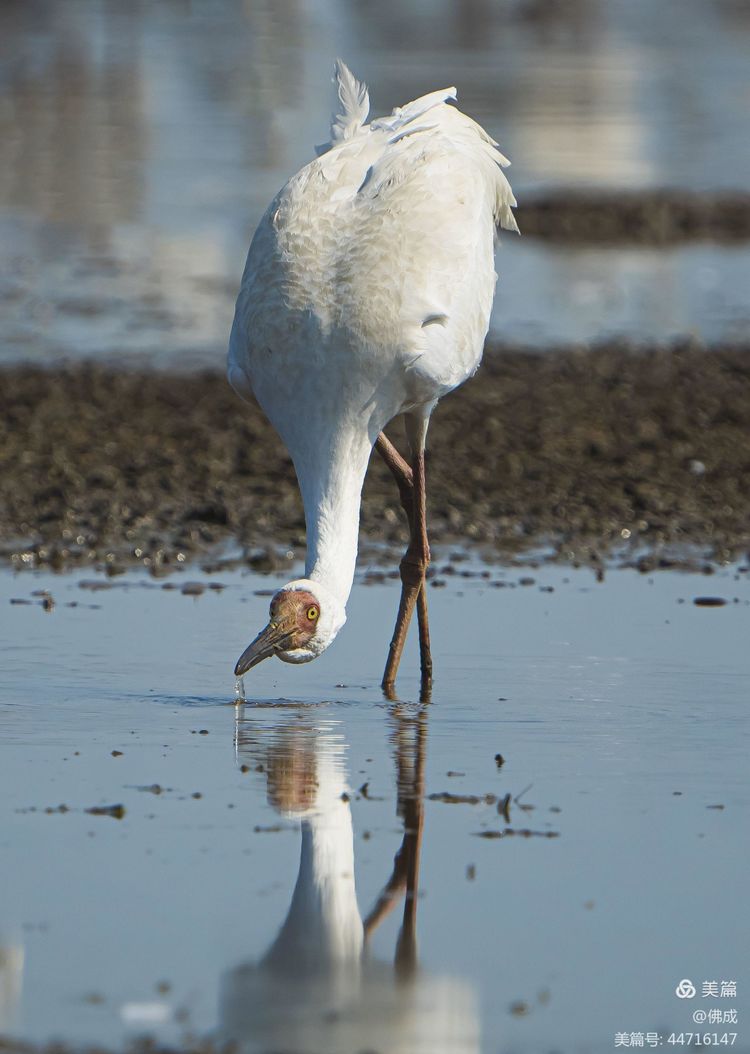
[1,341,749,574]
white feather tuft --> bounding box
[330,59,370,144]
[372,86,458,135]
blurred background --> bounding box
[1,0,749,366]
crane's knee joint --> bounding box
[400,552,428,587]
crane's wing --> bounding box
[363,101,518,235]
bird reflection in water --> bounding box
[221,705,478,1053]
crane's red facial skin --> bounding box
[234,590,321,676]
[269,590,320,643]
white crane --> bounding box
[229,61,517,695]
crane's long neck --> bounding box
[293,425,373,605]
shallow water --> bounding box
[2,0,750,366]
[1,561,748,1052]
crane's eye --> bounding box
[307,605,319,621]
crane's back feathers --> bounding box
[231,61,519,417]
[317,61,517,233]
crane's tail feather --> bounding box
[330,59,370,144]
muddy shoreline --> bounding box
[1,341,749,575]
[517,190,750,244]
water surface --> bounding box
[2,0,749,366]
[1,561,748,1052]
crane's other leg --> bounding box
[375,433,432,695]
[378,416,432,696]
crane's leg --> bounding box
[376,421,432,697]
[376,433,432,696]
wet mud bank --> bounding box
[517,190,750,245]
[1,341,749,573]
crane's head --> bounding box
[234,579,346,676]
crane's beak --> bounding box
[234,620,296,676]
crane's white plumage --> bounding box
[229,61,516,665]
